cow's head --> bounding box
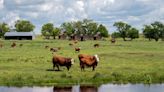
[71,58,75,65]
[94,54,100,62]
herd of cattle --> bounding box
[0,39,116,71]
[49,40,101,71]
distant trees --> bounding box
[52,27,60,39]
[0,23,9,38]
[113,21,139,41]
[41,23,54,39]
[41,23,61,39]
[61,22,74,36]
[15,20,35,32]
[143,21,164,41]
[3,18,164,41]
[97,24,109,37]
[61,19,109,38]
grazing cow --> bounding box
[57,47,61,50]
[111,38,116,43]
[69,43,74,46]
[19,44,23,47]
[45,45,49,49]
[78,54,100,71]
[75,47,81,53]
[52,55,74,71]
[0,44,3,48]
[50,48,58,52]
[94,44,99,48]
[11,42,16,48]
[74,40,78,44]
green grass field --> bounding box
[0,38,164,86]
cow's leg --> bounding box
[66,66,70,71]
[81,65,84,71]
[53,64,56,70]
[56,64,60,71]
[92,66,95,71]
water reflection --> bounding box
[53,86,72,92]
[80,86,97,92]
[0,84,164,92]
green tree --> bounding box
[73,21,84,35]
[127,28,139,40]
[41,23,54,39]
[143,21,164,41]
[52,27,60,39]
[111,32,121,38]
[143,25,153,41]
[86,22,98,35]
[61,22,74,36]
[15,20,35,32]
[0,23,9,38]
[97,24,109,37]
[113,21,131,41]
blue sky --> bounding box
[0,0,164,34]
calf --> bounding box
[111,38,116,43]
[74,40,78,44]
[78,54,100,71]
[75,47,81,53]
[19,44,23,47]
[0,44,3,48]
[50,48,58,52]
[11,42,16,48]
[69,43,74,46]
[45,45,49,49]
[52,55,74,71]
[94,44,99,48]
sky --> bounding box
[0,0,164,34]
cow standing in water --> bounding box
[78,54,100,71]
[52,54,75,71]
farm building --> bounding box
[4,30,35,40]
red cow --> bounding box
[78,54,100,71]
[52,55,75,71]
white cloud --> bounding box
[0,0,164,34]
[0,0,4,9]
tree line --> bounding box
[0,19,164,41]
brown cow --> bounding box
[111,38,116,43]
[73,40,78,44]
[45,45,49,49]
[52,55,75,71]
[57,47,61,50]
[50,48,58,52]
[75,47,81,53]
[94,44,99,48]
[69,43,74,46]
[11,42,16,48]
[78,54,100,71]
[0,44,3,48]
[19,44,23,47]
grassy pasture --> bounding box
[0,39,164,86]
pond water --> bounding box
[0,84,164,92]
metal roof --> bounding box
[4,32,35,37]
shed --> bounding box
[4,31,35,40]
